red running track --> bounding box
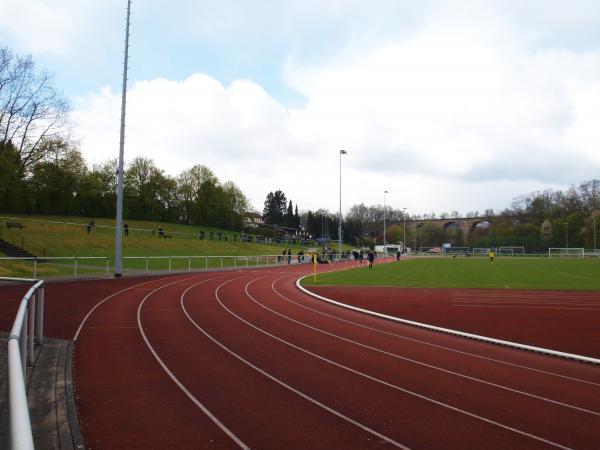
[3,262,600,448]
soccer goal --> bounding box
[499,246,525,255]
[444,247,470,255]
[548,248,584,258]
[471,248,490,256]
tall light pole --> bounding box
[383,190,388,254]
[115,0,132,278]
[402,207,407,253]
[564,222,569,248]
[593,215,596,251]
[339,150,347,259]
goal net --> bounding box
[548,248,584,258]
[444,247,470,255]
[471,248,490,255]
[498,246,525,255]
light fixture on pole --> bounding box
[402,207,407,253]
[114,0,132,278]
[339,150,347,260]
[383,190,388,254]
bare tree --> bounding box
[0,46,71,172]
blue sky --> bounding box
[2,0,600,215]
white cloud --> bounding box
[71,3,600,215]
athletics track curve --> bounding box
[3,261,600,448]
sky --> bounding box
[2,0,600,217]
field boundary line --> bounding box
[295,276,600,366]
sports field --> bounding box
[304,257,600,290]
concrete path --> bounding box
[0,333,84,449]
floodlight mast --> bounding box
[339,150,347,259]
[115,0,132,278]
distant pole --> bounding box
[594,215,596,251]
[115,0,132,278]
[402,207,407,252]
[338,150,347,259]
[383,190,388,254]
[564,222,569,248]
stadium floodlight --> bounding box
[383,190,388,254]
[115,0,132,278]
[338,150,347,259]
[402,207,407,252]
[548,248,584,258]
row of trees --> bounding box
[299,180,600,251]
[2,141,251,229]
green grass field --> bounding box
[303,257,600,291]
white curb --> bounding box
[295,275,600,366]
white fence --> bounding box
[0,254,335,279]
[3,277,45,450]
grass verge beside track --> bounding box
[303,257,600,290]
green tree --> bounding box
[263,190,287,225]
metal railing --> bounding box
[0,256,110,279]
[4,277,45,450]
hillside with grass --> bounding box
[0,214,316,258]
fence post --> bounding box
[188,257,191,272]
[246,257,248,267]
[205,258,208,270]
[169,257,172,272]
[146,257,149,274]
[221,258,223,269]
[234,257,237,268]
[28,295,35,366]
[106,258,109,275]
[33,258,37,278]
[256,257,259,266]
[36,287,44,346]
[74,258,78,279]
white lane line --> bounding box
[241,278,600,417]
[297,277,600,366]
[270,278,600,388]
[74,274,190,340]
[212,276,571,449]
[452,299,600,306]
[73,270,267,340]
[181,278,410,450]
[137,275,250,450]
[453,304,600,311]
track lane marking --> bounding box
[181,277,410,450]
[209,274,572,449]
[270,277,600,388]
[136,274,250,450]
[241,277,600,417]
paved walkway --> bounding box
[0,333,84,449]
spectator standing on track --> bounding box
[287,248,292,264]
[396,249,401,261]
[86,220,95,234]
[124,223,129,236]
[158,226,165,238]
[489,248,495,263]
[368,250,375,269]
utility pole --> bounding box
[115,0,132,277]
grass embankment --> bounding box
[303,257,600,291]
[0,214,337,278]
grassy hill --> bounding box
[0,214,350,278]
